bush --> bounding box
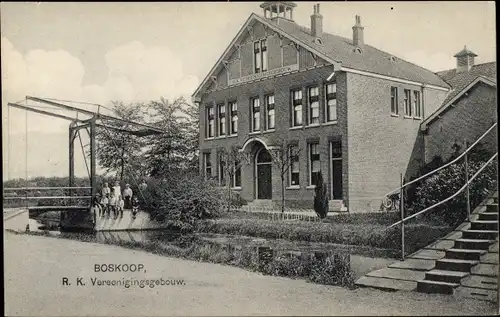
[140,173,225,232]
[313,172,328,219]
[309,253,356,287]
[409,150,497,228]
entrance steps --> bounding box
[356,192,498,302]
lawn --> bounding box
[196,210,452,257]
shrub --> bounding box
[140,173,225,232]
[313,172,329,219]
[308,253,356,287]
[409,155,497,227]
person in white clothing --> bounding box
[117,196,125,219]
[123,184,133,209]
[109,191,117,219]
[112,180,121,199]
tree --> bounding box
[313,171,329,219]
[96,101,147,182]
[217,146,250,212]
[143,97,199,177]
[269,139,302,215]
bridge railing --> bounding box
[3,186,92,208]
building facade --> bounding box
[193,2,453,212]
[422,51,497,163]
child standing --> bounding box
[101,193,109,218]
[109,192,117,219]
[131,196,139,219]
[117,196,125,219]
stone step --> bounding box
[445,248,487,261]
[424,269,469,284]
[416,280,459,294]
[435,258,479,272]
[355,276,417,292]
[461,230,498,240]
[470,220,498,231]
[486,203,498,213]
[453,238,494,250]
[478,212,498,221]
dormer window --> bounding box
[389,56,397,62]
[353,47,363,54]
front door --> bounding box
[256,148,272,199]
[257,164,272,199]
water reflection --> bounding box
[28,218,394,279]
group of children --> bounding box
[93,181,140,220]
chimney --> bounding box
[310,4,323,38]
[352,15,364,47]
[454,46,477,73]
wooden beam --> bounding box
[8,102,84,122]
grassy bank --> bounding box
[195,216,451,255]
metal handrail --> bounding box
[3,187,91,191]
[388,152,498,229]
[381,122,497,199]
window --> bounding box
[218,103,226,136]
[309,143,320,186]
[390,87,398,115]
[231,160,242,188]
[413,91,421,118]
[308,87,320,125]
[254,39,268,73]
[289,145,300,187]
[206,105,215,138]
[325,83,337,122]
[291,89,303,127]
[203,153,212,180]
[230,101,238,134]
[265,94,275,130]
[404,89,412,116]
[219,156,226,186]
[251,97,260,132]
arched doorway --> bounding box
[255,147,272,199]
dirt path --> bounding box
[4,231,497,316]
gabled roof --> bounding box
[436,61,496,105]
[193,13,450,99]
[421,75,496,130]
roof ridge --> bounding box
[436,61,497,75]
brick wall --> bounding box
[424,83,497,163]
[345,72,445,213]
[199,65,348,208]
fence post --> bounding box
[400,173,405,261]
[464,139,471,222]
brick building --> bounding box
[192,2,455,212]
[422,48,497,163]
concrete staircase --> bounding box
[417,198,498,295]
[356,192,498,302]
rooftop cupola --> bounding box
[454,46,478,73]
[352,15,364,47]
[310,3,323,39]
[260,1,296,21]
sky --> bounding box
[1,1,496,180]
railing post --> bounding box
[464,139,471,222]
[400,173,405,261]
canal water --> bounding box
[28,216,395,280]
